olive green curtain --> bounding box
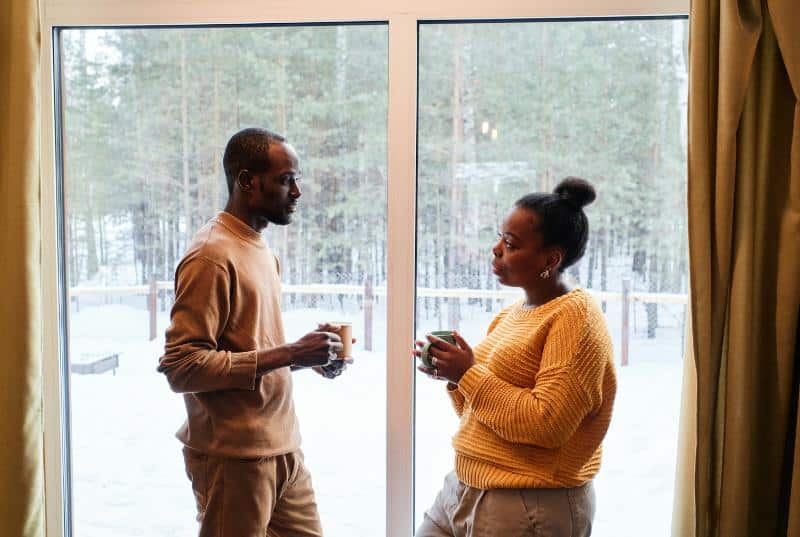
[0,0,44,535]
[676,0,800,535]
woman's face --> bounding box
[491,206,558,288]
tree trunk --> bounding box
[646,252,659,338]
[212,52,222,214]
[132,56,147,284]
[180,32,192,239]
[276,33,290,281]
[85,201,98,278]
[69,216,80,284]
[98,215,106,266]
[601,222,609,312]
[447,28,465,331]
[167,214,175,277]
[586,234,597,288]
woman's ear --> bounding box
[546,248,564,273]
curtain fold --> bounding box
[0,0,44,536]
[769,1,800,533]
[681,0,800,535]
[672,304,697,537]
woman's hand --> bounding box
[412,331,474,384]
[412,340,445,382]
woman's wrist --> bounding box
[451,360,474,385]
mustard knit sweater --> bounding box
[449,288,616,489]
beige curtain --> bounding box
[0,0,44,536]
[678,0,800,534]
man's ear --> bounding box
[236,169,254,191]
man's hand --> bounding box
[312,356,355,379]
[311,322,356,379]
[316,322,357,348]
[289,330,343,369]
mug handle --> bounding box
[420,341,434,368]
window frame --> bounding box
[39,2,689,537]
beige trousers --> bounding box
[182,447,323,537]
[417,472,595,537]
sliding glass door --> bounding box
[415,18,688,536]
[58,24,388,536]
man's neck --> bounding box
[223,202,268,233]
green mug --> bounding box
[420,330,456,368]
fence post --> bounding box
[621,278,630,367]
[364,277,373,351]
[148,275,158,341]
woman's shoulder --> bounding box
[549,287,589,314]
[550,288,608,326]
[555,289,613,348]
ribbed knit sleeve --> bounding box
[457,298,602,449]
[447,383,466,415]
[447,306,512,417]
[158,256,258,393]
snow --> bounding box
[68,299,684,537]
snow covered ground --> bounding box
[67,297,683,537]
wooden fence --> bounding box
[69,278,687,366]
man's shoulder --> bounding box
[179,219,235,271]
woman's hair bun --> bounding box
[553,177,596,209]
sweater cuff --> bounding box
[446,382,465,401]
[229,350,258,390]
[458,364,491,401]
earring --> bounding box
[539,269,550,279]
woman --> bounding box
[414,177,616,537]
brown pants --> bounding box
[182,447,323,537]
[417,472,595,537]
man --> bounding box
[158,127,349,537]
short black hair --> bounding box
[515,177,597,271]
[223,128,286,194]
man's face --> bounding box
[250,141,302,227]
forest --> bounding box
[62,20,688,335]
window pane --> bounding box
[415,19,688,536]
[60,25,388,537]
